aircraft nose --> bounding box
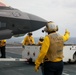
[27,13,47,31]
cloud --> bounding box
[4,0,76,37]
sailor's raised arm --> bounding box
[62,29,70,42]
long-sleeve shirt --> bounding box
[35,31,70,67]
[22,35,35,45]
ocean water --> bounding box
[64,37,76,44]
[6,37,76,45]
[35,37,76,44]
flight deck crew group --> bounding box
[35,21,70,75]
[22,21,70,75]
[0,20,70,75]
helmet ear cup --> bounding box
[56,25,58,31]
[44,27,48,32]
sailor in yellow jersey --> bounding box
[37,36,44,75]
[0,39,6,58]
[35,21,70,75]
[37,37,44,46]
[22,32,35,48]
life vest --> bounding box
[45,33,64,62]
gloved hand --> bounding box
[35,65,39,72]
[65,29,70,34]
[22,45,25,48]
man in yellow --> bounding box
[22,32,35,47]
[37,36,44,75]
[35,21,70,75]
[37,37,44,46]
[0,39,6,58]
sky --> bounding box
[4,0,76,37]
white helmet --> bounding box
[43,21,58,33]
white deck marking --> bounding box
[6,47,22,48]
[63,72,70,75]
[0,58,27,61]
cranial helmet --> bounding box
[43,21,58,33]
[28,32,32,35]
[39,37,44,41]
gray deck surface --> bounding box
[0,45,76,75]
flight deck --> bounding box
[0,45,76,75]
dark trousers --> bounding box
[41,63,44,75]
[42,60,64,75]
[0,46,6,58]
